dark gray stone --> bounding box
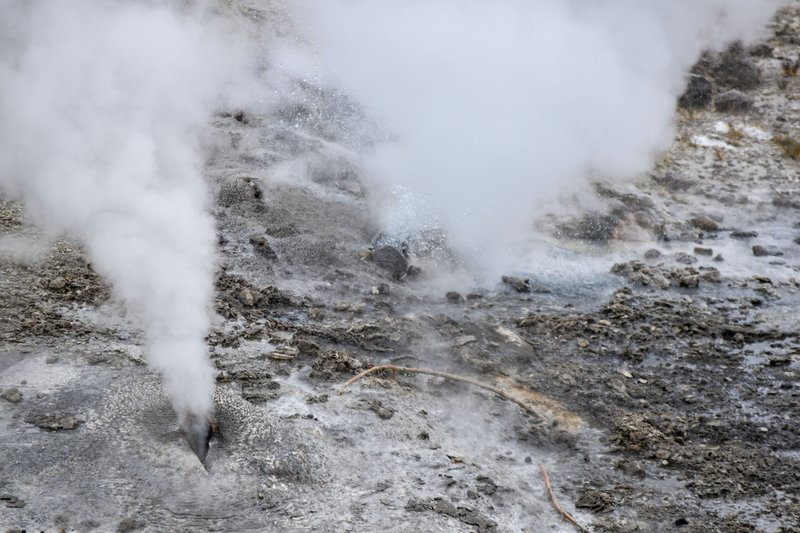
[689,216,719,232]
[501,276,531,293]
[1,388,21,404]
[371,245,409,280]
[445,291,464,303]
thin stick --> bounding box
[338,364,542,421]
[539,463,591,533]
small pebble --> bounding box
[693,247,713,257]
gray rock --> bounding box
[689,216,719,232]
[454,335,477,347]
[371,245,409,279]
[731,230,758,239]
[644,249,661,260]
[699,267,721,283]
[501,275,531,293]
[24,412,81,431]
[0,494,25,509]
[48,277,67,290]
[445,291,464,303]
[693,247,713,257]
[714,90,754,113]
[1,388,21,404]
[674,252,698,265]
[368,400,394,420]
[751,246,784,258]
[610,261,671,290]
[617,459,646,480]
[677,273,700,288]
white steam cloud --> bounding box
[0,0,783,420]
[294,0,781,277]
[0,1,252,419]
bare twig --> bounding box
[539,463,591,533]
[338,364,542,421]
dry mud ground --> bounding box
[3,5,800,533]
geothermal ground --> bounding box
[3,5,800,533]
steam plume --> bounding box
[294,0,782,278]
[0,1,250,419]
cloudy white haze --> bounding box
[295,0,782,275]
[0,0,783,422]
[0,0,252,420]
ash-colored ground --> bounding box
[3,4,800,533]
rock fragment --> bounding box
[24,412,81,431]
[371,245,410,280]
[368,400,395,420]
[1,388,21,404]
[501,275,531,293]
[689,216,719,232]
[752,245,783,257]
[445,291,464,303]
[454,335,477,347]
[48,277,67,290]
[0,494,25,508]
[617,459,646,480]
[406,498,497,532]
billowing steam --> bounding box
[0,0,783,427]
[293,0,782,278]
[0,1,251,420]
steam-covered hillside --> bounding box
[1,1,799,531]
